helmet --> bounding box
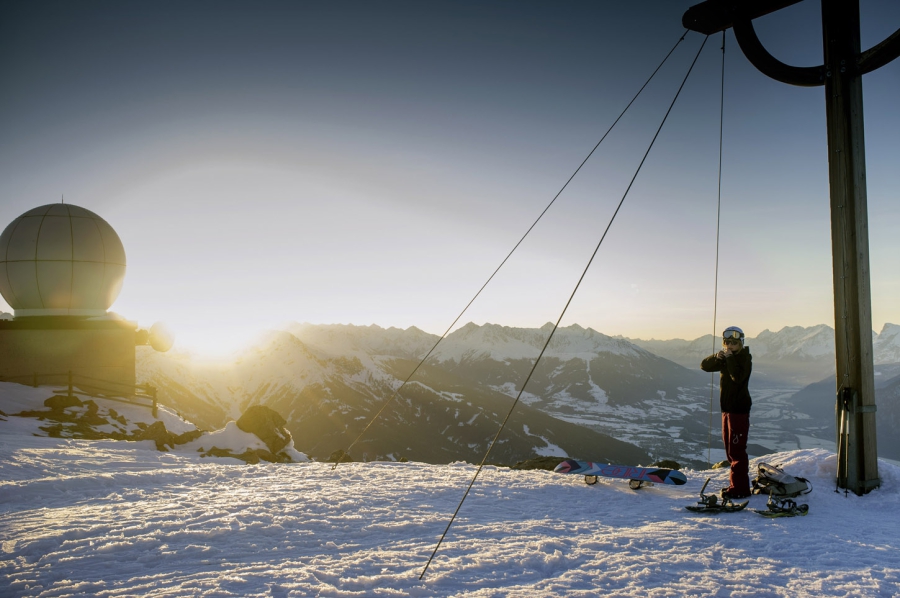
[723,326,744,342]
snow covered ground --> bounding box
[2,406,899,598]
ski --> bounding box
[685,478,749,513]
[554,459,687,489]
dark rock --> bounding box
[650,460,682,470]
[106,408,128,426]
[79,401,108,426]
[266,449,294,463]
[173,429,203,445]
[198,447,289,464]
[134,420,177,451]
[201,447,239,460]
[41,423,65,437]
[511,456,567,471]
[251,449,274,463]
[236,405,292,454]
[238,450,261,464]
[44,395,84,410]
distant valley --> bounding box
[137,322,900,467]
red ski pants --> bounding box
[722,412,750,493]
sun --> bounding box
[158,318,271,360]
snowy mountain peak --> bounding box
[432,322,643,363]
[282,322,437,359]
[875,323,900,364]
[752,324,835,359]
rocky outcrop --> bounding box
[10,388,306,464]
[44,395,84,410]
[236,405,292,454]
[134,420,203,451]
[16,395,202,449]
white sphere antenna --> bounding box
[0,204,126,317]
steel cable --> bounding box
[335,31,691,469]
[420,33,711,580]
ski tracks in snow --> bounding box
[1,432,899,597]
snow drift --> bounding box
[1,386,898,597]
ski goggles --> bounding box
[722,329,743,340]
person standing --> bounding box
[701,326,753,499]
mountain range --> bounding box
[137,324,658,466]
[136,321,900,466]
[625,323,900,386]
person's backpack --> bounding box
[751,462,812,497]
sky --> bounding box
[1,0,898,356]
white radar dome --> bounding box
[0,203,126,317]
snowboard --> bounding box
[554,459,687,488]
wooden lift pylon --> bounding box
[683,0,900,495]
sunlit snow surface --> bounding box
[2,417,899,596]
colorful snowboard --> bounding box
[554,459,687,486]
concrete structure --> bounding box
[0,316,136,391]
[0,204,137,394]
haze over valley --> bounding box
[133,320,900,467]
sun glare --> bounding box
[166,321,269,360]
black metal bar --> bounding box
[732,12,825,86]
[683,0,805,35]
[858,26,900,74]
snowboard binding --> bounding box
[686,478,748,513]
[755,495,809,518]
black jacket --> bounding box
[701,347,752,413]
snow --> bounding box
[2,408,899,597]
[0,382,195,436]
[432,323,644,363]
[753,325,836,359]
[0,382,309,466]
[874,323,900,364]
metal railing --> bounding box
[0,371,158,416]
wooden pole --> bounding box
[822,0,879,495]
[683,0,892,496]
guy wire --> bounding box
[709,30,726,468]
[420,33,710,580]
[335,31,690,470]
